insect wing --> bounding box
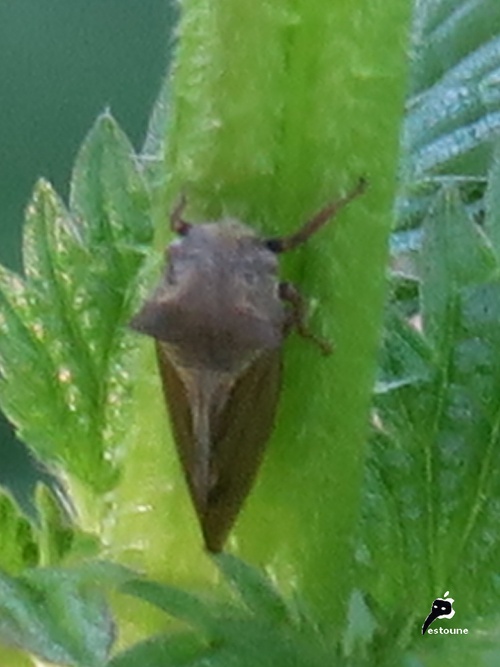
[155,342,198,506]
[155,342,282,552]
[205,348,282,551]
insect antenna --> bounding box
[265,177,367,253]
[171,193,192,235]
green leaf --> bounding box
[0,489,38,574]
[34,483,101,566]
[0,114,153,495]
[214,553,291,625]
[421,186,496,351]
[108,632,209,667]
[403,0,500,184]
[483,144,500,256]
[342,589,377,660]
[376,309,434,393]
[120,573,334,667]
[121,578,229,636]
[189,616,331,667]
[360,181,500,653]
[0,566,115,667]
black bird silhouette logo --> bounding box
[422,592,455,634]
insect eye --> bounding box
[176,221,192,236]
[264,238,283,253]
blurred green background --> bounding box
[0,0,175,506]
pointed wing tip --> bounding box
[202,524,227,554]
[200,511,234,553]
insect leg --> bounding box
[171,194,192,235]
[266,177,367,253]
[279,282,332,355]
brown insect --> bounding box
[130,178,366,552]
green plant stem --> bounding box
[118,0,412,632]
